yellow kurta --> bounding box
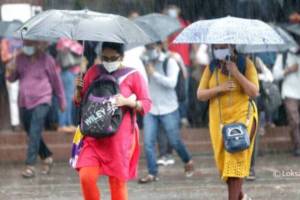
[199,58,259,181]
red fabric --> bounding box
[79,166,128,200]
[56,38,83,55]
[168,18,191,66]
[76,65,151,181]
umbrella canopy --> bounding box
[282,23,300,36]
[15,9,152,44]
[134,13,181,42]
[0,20,22,37]
[237,24,298,53]
[0,21,10,37]
[174,16,284,45]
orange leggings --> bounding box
[79,166,128,200]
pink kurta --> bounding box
[75,65,151,181]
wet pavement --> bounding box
[0,154,299,200]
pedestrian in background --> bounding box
[139,42,194,184]
[6,40,66,178]
[273,50,300,156]
[165,4,191,127]
[56,38,83,133]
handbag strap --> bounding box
[215,68,252,128]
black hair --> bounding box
[102,42,124,56]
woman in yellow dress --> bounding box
[197,44,259,200]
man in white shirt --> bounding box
[273,52,300,156]
[138,42,194,183]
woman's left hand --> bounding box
[114,94,128,107]
[114,94,137,107]
[225,61,240,76]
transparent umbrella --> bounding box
[174,16,284,45]
[237,24,298,53]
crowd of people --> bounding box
[0,3,300,200]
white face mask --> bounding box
[213,48,231,60]
[102,61,122,73]
[167,9,178,18]
[22,46,36,56]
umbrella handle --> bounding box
[80,40,86,73]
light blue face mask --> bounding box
[213,48,231,60]
[22,46,36,56]
[146,49,159,61]
[167,9,178,18]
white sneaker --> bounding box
[181,118,190,128]
[165,155,175,165]
[157,156,168,166]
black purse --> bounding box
[215,69,251,153]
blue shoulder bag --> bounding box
[215,69,251,153]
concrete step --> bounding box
[0,127,293,163]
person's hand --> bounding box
[217,80,236,93]
[114,94,129,107]
[225,61,239,76]
[289,12,300,23]
[285,64,299,75]
[128,94,137,102]
[75,73,84,91]
[145,63,155,76]
[5,61,17,77]
[114,94,137,107]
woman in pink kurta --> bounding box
[74,42,151,200]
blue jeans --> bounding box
[21,104,52,165]
[157,128,173,157]
[143,110,192,176]
[58,70,77,126]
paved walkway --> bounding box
[0,154,299,200]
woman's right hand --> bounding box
[217,80,236,93]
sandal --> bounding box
[41,157,54,175]
[22,165,35,178]
[184,160,194,178]
[138,174,159,184]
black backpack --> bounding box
[162,57,186,102]
[80,66,134,138]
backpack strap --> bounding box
[282,52,288,69]
[113,67,137,84]
[162,57,170,75]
